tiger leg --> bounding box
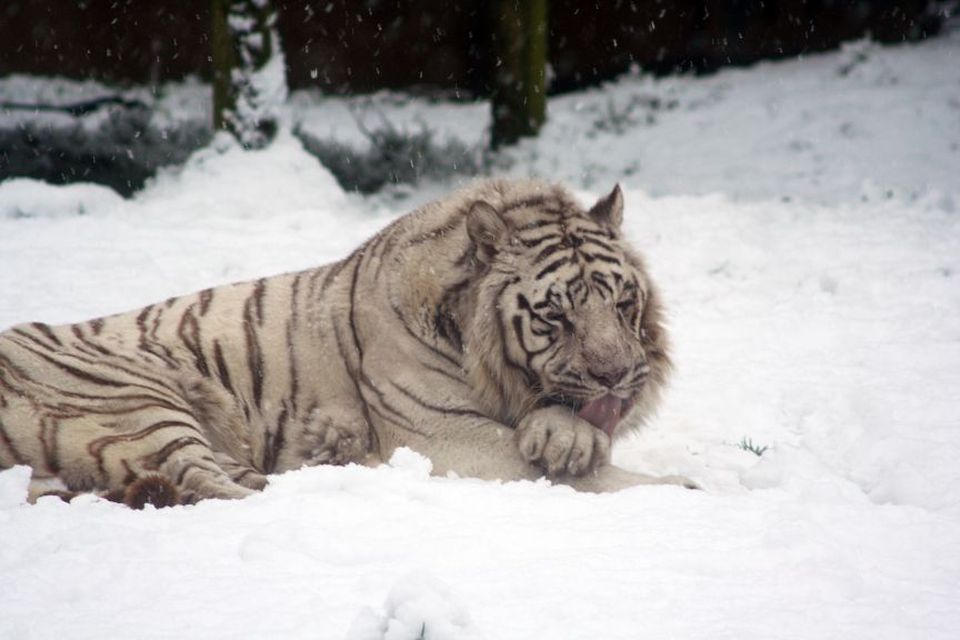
[21,466,180,508]
[46,411,256,505]
[213,452,269,490]
[1,335,260,506]
[114,416,256,503]
[27,474,182,509]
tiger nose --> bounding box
[588,366,628,388]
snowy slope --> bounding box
[2,26,960,640]
[292,33,960,207]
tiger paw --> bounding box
[515,406,611,477]
[295,410,370,467]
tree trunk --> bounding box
[210,0,287,149]
[490,0,548,149]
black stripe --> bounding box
[177,306,211,378]
[143,436,209,471]
[176,459,219,486]
[342,249,385,458]
[356,374,422,434]
[312,254,352,302]
[149,327,178,367]
[390,381,487,420]
[583,237,616,253]
[10,340,129,388]
[503,196,569,218]
[371,231,399,282]
[0,350,187,412]
[331,309,356,372]
[135,305,152,350]
[60,395,196,418]
[212,340,234,395]
[366,402,430,437]
[10,328,61,353]
[242,296,265,409]
[582,252,621,265]
[347,252,365,361]
[199,289,214,315]
[285,318,300,415]
[88,420,201,474]
[452,241,477,268]
[251,279,267,326]
[433,277,470,352]
[390,301,461,369]
[16,328,179,392]
[515,218,560,232]
[536,257,572,279]
[265,407,288,472]
[625,368,649,386]
[290,271,304,326]
[0,419,27,464]
[511,314,554,362]
[533,241,570,264]
[491,277,535,385]
[69,324,115,357]
[38,417,61,473]
[31,323,63,347]
[405,213,462,247]
[501,195,547,214]
[591,272,614,297]
[518,232,561,248]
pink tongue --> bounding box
[577,395,624,437]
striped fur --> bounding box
[0,179,692,506]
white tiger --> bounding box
[0,179,693,507]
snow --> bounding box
[347,570,483,640]
[2,26,960,640]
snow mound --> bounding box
[0,178,124,219]
[388,447,434,478]
[347,573,483,640]
[139,130,346,218]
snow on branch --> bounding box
[212,0,287,150]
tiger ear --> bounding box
[587,184,624,231]
[466,200,510,263]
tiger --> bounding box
[0,179,694,508]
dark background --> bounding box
[0,1,942,97]
[0,0,949,196]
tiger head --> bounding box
[463,182,670,440]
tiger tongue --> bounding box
[576,395,623,438]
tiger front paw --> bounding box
[515,406,611,477]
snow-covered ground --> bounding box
[2,24,960,640]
